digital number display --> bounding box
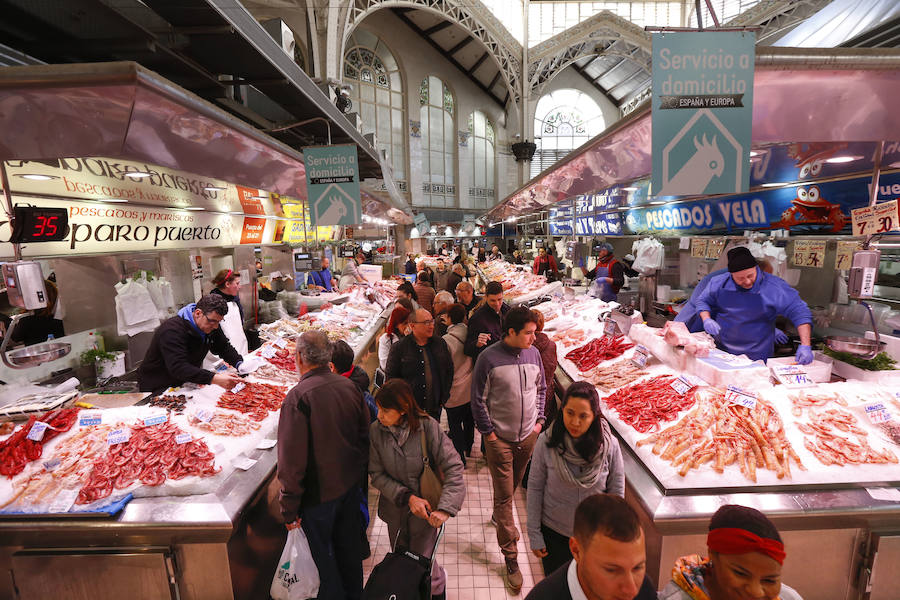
[10,207,68,243]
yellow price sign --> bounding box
[792,240,826,268]
[691,238,708,258]
[834,241,861,270]
[705,239,725,260]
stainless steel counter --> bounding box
[553,366,900,600]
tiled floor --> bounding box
[363,428,546,600]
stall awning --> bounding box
[489,47,900,222]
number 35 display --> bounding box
[9,207,69,243]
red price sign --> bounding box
[874,199,900,234]
[851,206,875,236]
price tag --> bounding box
[233,456,258,471]
[725,386,757,409]
[257,438,277,450]
[865,402,893,425]
[79,412,103,427]
[143,412,168,427]
[26,421,49,442]
[670,376,694,395]
[834,241,862,270]
[772,365,815,388]
[873,199,900,233]
[231,382,246,394]
[791,240,826,268]
[48,488,80,514]
[705,239,725,260]
[43,458,61,472]
[107,428,131,446]
[272,337,288,349]
[603,319,617,337]
[175,432,193,445]
[194,408,214,423]
[691,239,708,259]
[213,443,226,454]
[852,205,876,236]
[631,345,649,368]
[260,346,277,359]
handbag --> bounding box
[419,427,443,510]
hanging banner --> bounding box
[651,31,755,196]
[303,144,361,226]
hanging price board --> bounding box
[691,238,708,258]
[851,205,876,236]
[873,199,900,233]
[631,345,650,368]
[725,386,757,409]
[791,240,827,268]
[834,241,862,270]
[705,239,725,260]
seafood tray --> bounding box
[0,391,78,420]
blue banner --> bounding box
[303,144,361,226]
[623,172,900,235]
[652,32,755,196]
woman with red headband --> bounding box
[659,504,803,600]
[203,269,249,368]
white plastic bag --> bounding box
[270,528,320,600]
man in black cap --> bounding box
[694,246,814,364]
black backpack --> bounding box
[363,524,444,600]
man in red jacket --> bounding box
[532,247,559,278]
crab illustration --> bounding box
[770,186,847,232]
[786,142,848,178]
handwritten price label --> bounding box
[631,345,649,368]
[772,365,815,388]
[272,337,288,349]
[107,428,131,446]
[852,205,876,236]
[143,412,168,427]
[865,402,893,425]
[47,488,79,514]
[705,239,725,260]
[260,346,277,359]
[79,412,103,427]
[670,376,694,395]
[792,240,826,268]
[194,408,214,423]
[725,386,757,410]
[691,239,708,258]
[26,421,49,442]
[603,319,617,337]
[231,382,246,394]
[874,199,900,233]
[175,432,193,445]
[834,241,862,270]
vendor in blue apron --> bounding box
[579,242,624,302]
[696,246,814,364]
[307,256,337,291]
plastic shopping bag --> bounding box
[270,527,320,600]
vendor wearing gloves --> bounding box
[138,294,257,393]
[307,256,337,292]
[579,242,624,302]
[202,270,249,370]
[697,247,814,364]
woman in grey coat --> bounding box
[369,379,466,600]
[526,381,625,577]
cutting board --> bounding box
[78,392,150,408]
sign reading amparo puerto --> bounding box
[0,196,277,258]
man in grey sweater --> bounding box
[470,305,546,593]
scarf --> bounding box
[549,420,609,488]
[672,554,784,600]
[387,420,410,448]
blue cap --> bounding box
[598,242,614,253]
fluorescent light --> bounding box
[125,171,152,179]
[204,185,226,191]
[180,206,205,211]
[445,226,453,236]
[749,151,760,157]
[649,201,667,205]
[250,194,268,200]
[760,182,784,188]
[15,173,59,181]
[99,198,128,203]
[622,187,638,191]
[228,211,242,215]
[825,155,862,164]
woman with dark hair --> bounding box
[377,305,411,371]
[369,379,466,600]
[397,281,420,311]
[660,504,803,600]
[202,269,248,367]
[442,303,474,465]
[526,381,624,576]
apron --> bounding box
[203,300,248,369]
[536,257,549,276]
[716,289,776,361]
[588,264,616,302]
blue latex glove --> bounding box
[703,318,721,337]
[796,344,814,365]
[577,257,585,268]
[774,328,789,345]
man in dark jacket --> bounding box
[278,330,370,600]
[531,309,558,423]
[138,294,244,393]
[455,280,480,317]
[525,494,657,600]
[385,308,454,422]
[446,263,466,294]
[464,281,509,361]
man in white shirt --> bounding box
[525,494,657,600]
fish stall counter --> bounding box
[533,297,900,600]
[0,286,397,600]
[475,261,563,306]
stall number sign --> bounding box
[792,240,827,268]
[691,238,708,258]
[865,402,893,425]
[771,365,815,388]
[670,375,694,395]
[852,200,900,235]
[26,421,50,442]
[725,386,757,409]
[705,238,725,260]
[631,345,650,368]
[834,241,862,270]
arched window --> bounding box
[344,30,407,183]
[419,76,456,207]
[468,110,495,210]
[532,88,605,177]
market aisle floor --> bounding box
[363,429,544,599]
